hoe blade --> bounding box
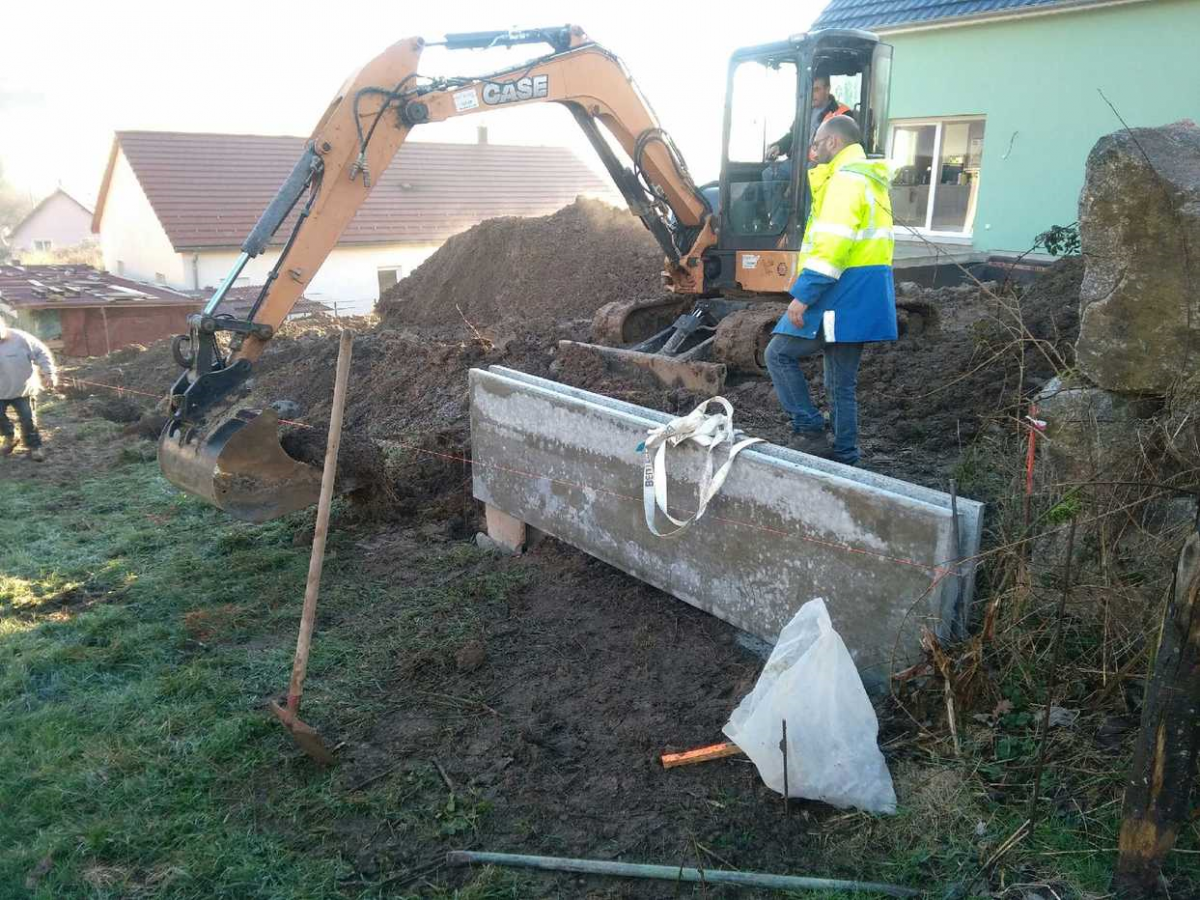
[557,340,727,394]
[269,701,336,766]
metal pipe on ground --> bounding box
[446,850,920,897]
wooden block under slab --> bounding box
[485,504,527,553]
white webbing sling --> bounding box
[639,397,763,539]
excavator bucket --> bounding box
[158,408,323,523]
[557,341,727,395]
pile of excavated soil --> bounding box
[377,198,665,329]
[66,315,374,407]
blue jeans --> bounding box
[765,333,863,464]
[0,396,41,448]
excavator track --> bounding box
[712,305,787,376]
[591,296,692,346]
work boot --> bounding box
[789,429,831,458]
[1,436,12,456]
[29,447,45,462]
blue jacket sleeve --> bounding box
[789,270,838,307]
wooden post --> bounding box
[100,307,113,356]
[1114,527,1200,896]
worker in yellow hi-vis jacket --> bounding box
[765,115,898,467]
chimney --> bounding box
[477,125,488,145]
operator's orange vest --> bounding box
[808,103,853,161]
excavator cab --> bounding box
[708,30,893,292]
[588,30,892,383]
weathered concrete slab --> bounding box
[470,367,983,689]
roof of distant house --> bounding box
[92,131,617,252]
[188,285,329,319]
[0,264,201,313]
[812,0,1125,31]
[10,188,94,234]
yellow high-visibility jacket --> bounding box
[773,143,898,343]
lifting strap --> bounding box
[639,397,763,538]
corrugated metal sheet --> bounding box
[109,131,616,252]
[814,0,1093,30]
[0,264,200,310]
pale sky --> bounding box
[1,0,825,209]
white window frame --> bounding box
[377,266,403,295]
[34,240,53,252]
[887,115,985,242]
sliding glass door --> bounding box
[888,117,986,237]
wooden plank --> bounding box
[485,504,527,553]
[1114,529,1200,895]
[661,742,743,769]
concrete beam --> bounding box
[470,367,983,689]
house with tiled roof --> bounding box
[92,130,618,314]
[8,189,95,256]
[812,0,1199,254]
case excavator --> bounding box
[158,24,894,522]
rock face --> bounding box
[1036,376,1157,483]
[1075,120,1200,394]
[1033,377,1159,572]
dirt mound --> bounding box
[377,198,665,329]
[554,257,1085,487]
[65,315,373,405]
[239,323,573,521]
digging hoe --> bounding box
[270,330,354,765]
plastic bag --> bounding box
[723,598,897,814]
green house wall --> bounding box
[882,0,1200,252]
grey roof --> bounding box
[813,0,1100,31]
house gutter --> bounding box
[872,0,1150,35]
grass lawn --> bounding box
[4,398,1200,899]
[0,403,533,898]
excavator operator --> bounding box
[765,70,853,164]
[762,70,853,228]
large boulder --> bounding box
[1032,377,1160,574]
[1075,120,1200,394]
[1036,376,1157,484]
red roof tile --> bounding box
[94,131,616,251]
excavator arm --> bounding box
[159,25,715,521]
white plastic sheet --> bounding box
[723,599,897,814]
